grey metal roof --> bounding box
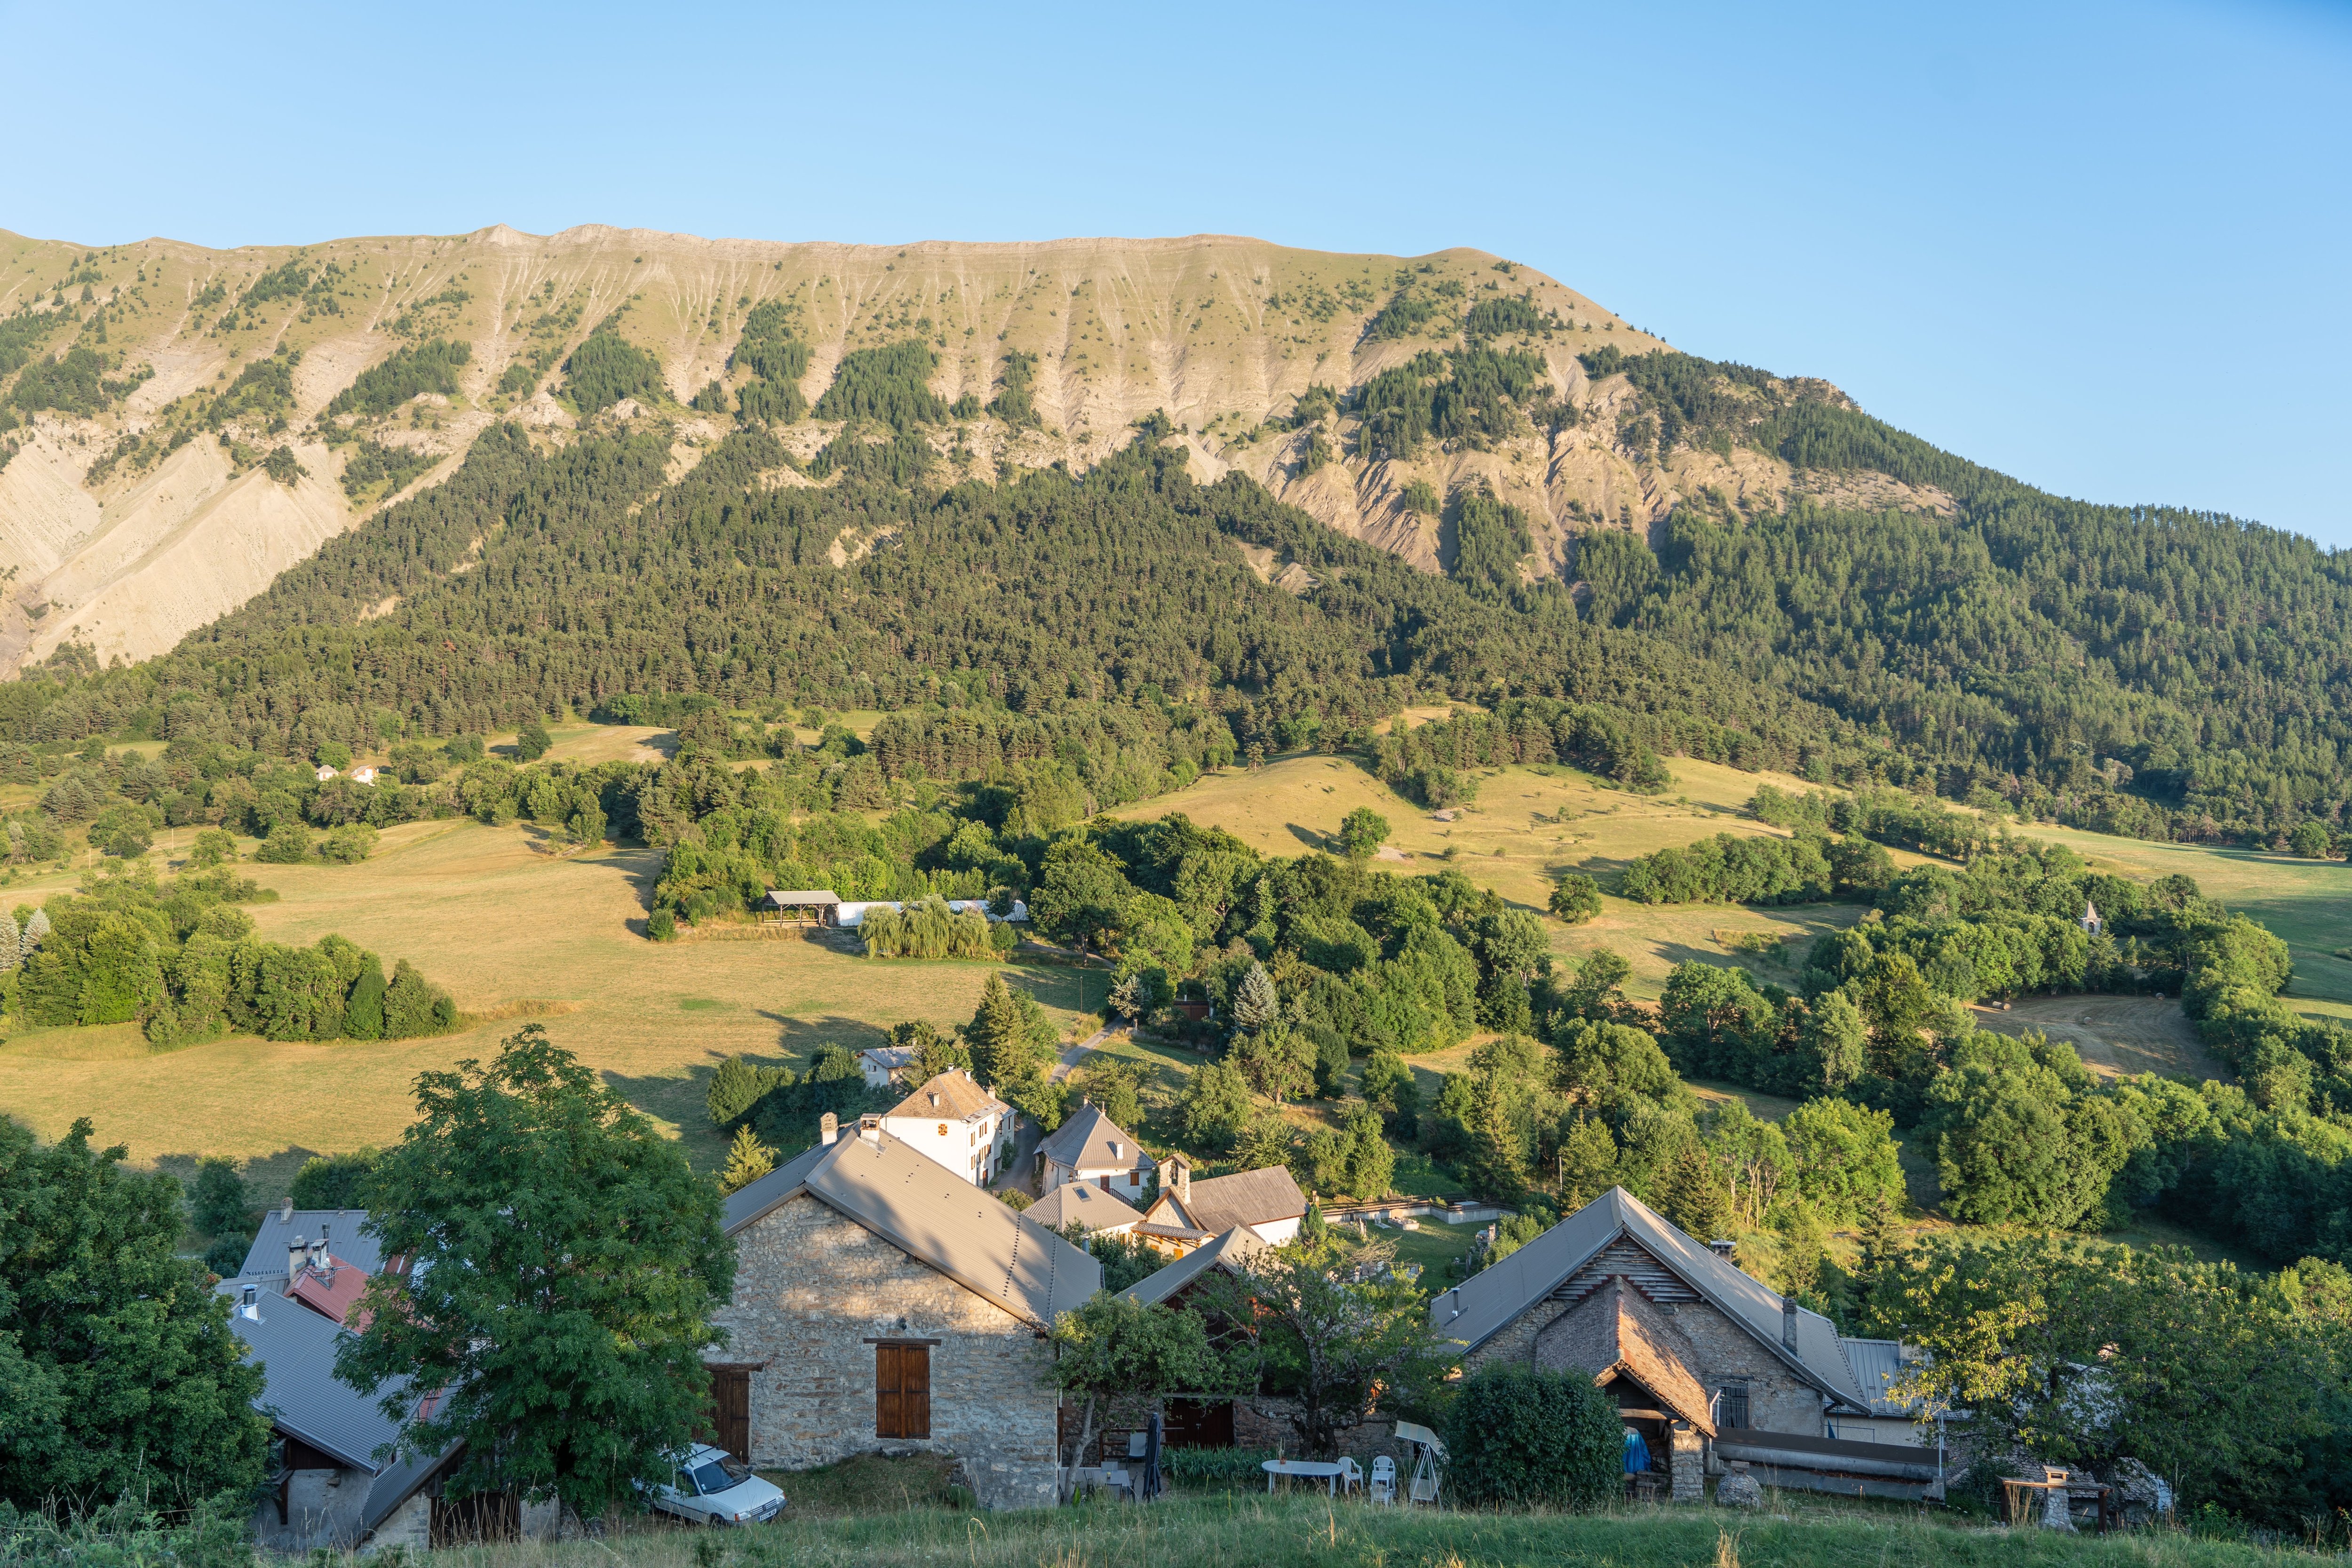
[1156,1165,1306,1234]
[1029,1182,1144,1233]
[1038,1102,1153,1174]
[722,1140,834,1234]
[1428,1186,1870,1413]
[1120,1225,1271,1306]
[1837,1337,1925,1416]
[764,889,841,906]
[220,1284,457,1533]
[727,1132,1101,1328]
[221,1286,410,1473]
[238,1209,382,1283]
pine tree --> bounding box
[0,910,19,973]
[1661,1143,1731,1242]
[1233,1108,1293,1174]
[965,973,1032,1088]
[719,1126,776,1195]
[21,907,49,960]
[1557,1116,1618,1211]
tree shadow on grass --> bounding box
[153,1145,336,1211]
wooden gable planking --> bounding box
[1549,1237,1700,1305]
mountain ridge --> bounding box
[0,222,1847,673]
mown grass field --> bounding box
[0,817,1097,1188]
[417,1491,2315,1568]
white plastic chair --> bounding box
[1336,1457,1364,1496]
[1368,1455,1397,1505]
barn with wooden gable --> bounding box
[1433,1187,1933,1500]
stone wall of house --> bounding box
[1465,1295,1825,1438]
[1659,1302,1824,1435]
[712,1192,1058,1511]
[360,1490,431,1554]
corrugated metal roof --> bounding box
[238,1209,382,1284]
[765,890,841,906]
[1038,1103,1152,1174]
[1120,1226,1271,1306]
[726,1132,1100,1328]
[722,1140,834,1234]
[1155,1166,1305,1234]
[1429,1187,1870,1412]
[1029,1182,1144,1232]
[221,1286,410,1473]
[1837,1337,1924,1416]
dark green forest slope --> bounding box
[0,337,2345,850]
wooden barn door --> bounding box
[701,1366,752,1462]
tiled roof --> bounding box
[1429,1186,1871,1413]
[886,1070,1008,1123]
[285,1255,374,1329]
[1038,1102,1153,1173]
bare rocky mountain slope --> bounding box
[0,224,1895,674]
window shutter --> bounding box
[904,1345,931,1439]
[876,1345,903,1438]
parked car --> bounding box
[647,1445,786,1526]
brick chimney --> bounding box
[820,1112,838,1146]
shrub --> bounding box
[647,907,678,942]
[1439,1362,1620,1511]
[1165,1446,1279,1486]
[254,822,310,863]
[289,1148,379,1210]
[1548,873,1602,923]
[190,1156,247,1235]
[318,824,377,864]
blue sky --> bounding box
[8,0,2349,545]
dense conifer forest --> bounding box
[0,320,2345,851]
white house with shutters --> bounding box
[874,1070,1010,1186]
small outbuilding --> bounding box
[762,890,843,925]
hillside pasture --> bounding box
[0,819,1093,1180]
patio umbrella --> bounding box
[1141,1411,1164,1502]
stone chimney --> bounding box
[1781,1292,1799,1352]
[820,1112,838,1146]
[1709,1239,1737,1259]
[1168,1153,1191,1202]
[288,1234,307,1280]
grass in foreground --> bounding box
[422,1492,2318,1568]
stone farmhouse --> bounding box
[1036,1101,1155,1200]
[711,1115,1099,1510]
[1433,1186,1939,1501]
[873,1069,1011,1186]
